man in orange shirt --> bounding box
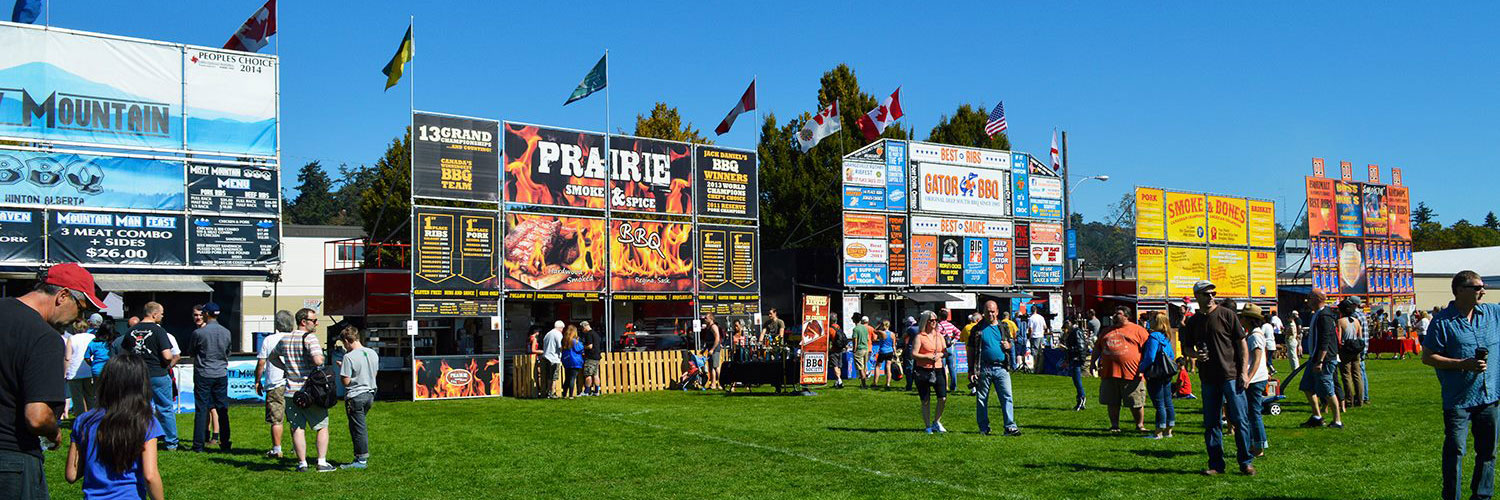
[1091,306,1150,433]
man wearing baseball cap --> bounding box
[1181,279,1255,476]
[0,263,102,499]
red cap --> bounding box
[45,263,104,309]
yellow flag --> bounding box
[382,26,413,91]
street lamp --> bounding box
[1069,175,1110,197]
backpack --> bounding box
[1144,337,1178,380]
[291,333,337,409]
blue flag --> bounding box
[11,0,42,24]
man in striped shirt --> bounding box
[271,308,332,473]
[937,308,963,390]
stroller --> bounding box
[678,351,708,391]
[1259,363,1306,416]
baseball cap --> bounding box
[201,302,222,314]
[87,313,103,327]
[45,263,104,309]
[1193,280,1217,294]
[1348,296,1363,306]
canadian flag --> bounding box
[796,100,840,152]
[714,79,756,135]
[223,0,277,53]
[1050,130,1061,173]
[857,87,903,141]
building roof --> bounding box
[283,224,365,239]
[1415,246,1500,278]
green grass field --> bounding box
[43,357,1452,499]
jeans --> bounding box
[1201,379,1252,471]
[1360,359,1370,402]
[1245,381,1268,449]
[149,375,178,448]
[562,367,581,397]
[192,374,230,450]
[943,347,957,388]
[1444,402,1499,500]
[974,365,1016,433]
[346,392,374,461]
[1147,377,1176,429]
[902,354,915,390]
[0,449,47,500]
[1069,364,1087,402]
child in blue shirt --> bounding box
[65,354,165,500]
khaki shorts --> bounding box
[1099,377,1147,408]
[583,359,600,377]
[286,400,329,431]
[854,350,871,373]
[264,386,286,424]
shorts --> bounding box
[854,349,871,373]
[1300,362,1338,398]
[877,352,894,363]
[286,401,329,431]
[264,386,286,424]
[709,349,722,368]
[1099,377,1147,408]
[914,367,947,400]
[583,359,600,377]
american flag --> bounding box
[984,101,1008,137]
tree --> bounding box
[1485,211,1499,230]
[284,160,335,225]
[329,163,376,226]
[633,102,711,143]
[359,129,412,267]
[925,104,1010,150]
[1413,202,1437,225]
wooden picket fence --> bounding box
[511,350,723,398]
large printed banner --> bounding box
[1136,246,1167,298]
[48,211,184,266]
[698,224,758,293]
[1362,184,1388,239]
[412,112,500,202]
[611,136,692,214]
[414,208,500,317]
[799,295,830,385]
[1010,153,1030,218]
[1028,162,1063,220]
[1208,249,1248,298]
[915,162,1009,215]
[1164,191,1207,244]
[414,355,502,400]
[502,213,606,291]
[187,163,278,215]
[0,25,278,156]
[1247,200,1276,249]
[188,216,278,267]
[1206,196,1247,246]
[1135,187,1165,240]
[910,234,937,285]
[0,149,184,210]
[695,146,758,219]
[1166,247,1207,298]
[908,215,1014,287]
[0,208,43,262]
[1248,250,1277,298]
[887,215,908,286]
[1305,177,1337,237]
[1029,222,1063,285]
[1387,186,1411,240]
[1335,181,1363,237]
[843,212,888,286]
[1334,237,1367,295]
[503,123,607,210]
[610,219,694,292]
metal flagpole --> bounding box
[603,49,613,353]
[407,15,417,401]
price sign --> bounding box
[48,211,185,266]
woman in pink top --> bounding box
[912,311,948,433]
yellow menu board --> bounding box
[1209,249,1249,298]
[1136,245,1168,298]
[1165,191,1207,244]
[1206,195,1248,246]
[1247,199,1276,248]
[1135,187,1166,240]
[1248,250,1277,298]
[1167,247,1208,297]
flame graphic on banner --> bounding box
[504,124,606,209]
[414,357,501,400]
[611,221,694,291]
[503,214,606,290]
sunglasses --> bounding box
[1459,284,1486,291]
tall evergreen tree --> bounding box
[633,103,710,143]
[285,160,335,225]
[926,104,1011,150]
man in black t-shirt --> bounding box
[580,321,603,396]
[1181,280,1254,477]
[0,263,102,500]
[121,302,181,451]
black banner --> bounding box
[610,136,693,214]
[187,163,279,215]
[937,235,962,285]
[188,216,279,267]
[503,123,607,210]
[697,295,761,317]
[697,224,758,293]
[413,113,500,202]
[695,146,758,219]
[48,211,184,266]
[413,207,499,317]
[1014,221,1030,284]
[414,355,501,400]
[0,208,43,262]
[888,215,907,286]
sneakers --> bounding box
[1240,465,1258,476]
[1299,417,1325,428]
[924,425,934,434]
[1004,428,1022,437]
[934,422,948,433]
[296,464,309,472]
[265,449,282,459]
[317,463,337,473]
[340,461,368,470]
[1201,469,1224,476]
[1329,422,1344,429]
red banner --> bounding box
[502,213,606,291]
[414,355,502,400]
[504,123,608,210]
[609,135,693,215]
[609,219,694,292]
[1387,186,1411,241]
[1305,177,1337,237]
[799,295,830,385]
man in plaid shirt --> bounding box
[938,308,962,390]
[271,308,332,472]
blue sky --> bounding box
[43,1,1500,226]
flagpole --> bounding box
[603,49,614,352]
[753,75,760,151]
[407,14,417,394]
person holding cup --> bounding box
[1423,270,1500,500]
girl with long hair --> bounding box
[560,325,585,399]
[875,320,897,388]
[1141,312,1178,439]
[912,311,948,433]
[65,354,165,500]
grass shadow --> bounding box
[826,426,926,434]
[1022,462,1202,475]
[1129,448,1198,459]
[205,456,292,472]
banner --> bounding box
[1136,246,1167,298]
[1361,184,1388,239]
[697,294,761,317]
[843,212,888,286]
[1247,199,1276,249]
[611,135,692,214]
[1305,177,1337,237]
[414,208,500,317]
[172,359,263,412]
[989,238,1012,286]
[843,160,885,187]
[1031,223,1063,245]
[503,213,606,291]
[187,163,277,215]
[887,215,907,286]
[188,216,278,267]
[697,224,758,293]
[1206,196,1247,246]
[1335,181,1363,237]
[1011,153,1030,218]
[1209,249,1248,298]
[1030,264,1062,286]
[182,47,278,156]
[1014,222,1030,284]
[1335,237,1366,295]
[610,219,694,292]
[1249,250,1277,298]
[503,123,607,209]
[915,162,1009,215]
[963,237,988,285]
[884,141,908,211]
[695,146,757,219]
[1166,247,1207,298]
[48,211,184,266]
[910,216,1012,238]
[1135,187,1165,240]
[412,112,500,202]
[799,295,830,385]
[937,235,963,285]
[1165,191,1207,244]
[1387,186,1411,240]
[1029,176,1063,220]
[0,149,184,210]
[910,235,937,285]
[414,355,502,400]
[909,142,1011,169]
[0,208,43,262]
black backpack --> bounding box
[1144,338,1178,380]
[292,333,337,409]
